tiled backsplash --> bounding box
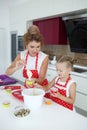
[42,44,87,66]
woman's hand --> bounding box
[16,60,25,70]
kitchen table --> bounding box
[0,83,87,130]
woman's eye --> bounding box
[30,46,34,48]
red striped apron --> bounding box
[45,76,73,110]
[23,51,48,87]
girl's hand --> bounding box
[50,91,61,98]
[34,83,43,89]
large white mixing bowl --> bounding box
[22,88,45,111]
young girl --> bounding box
[37,55,76,111]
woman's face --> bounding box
[56,62,71,79]
[27,41,41,56]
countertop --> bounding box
[0,83,87,130]
[48,63,87,70]
[48,63,87,78]
[11,64,87,82]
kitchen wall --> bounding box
[0,0,87,74]
[8,0,87,67]
[43,44,87,66]
[42,44,73,60]
[0,2,11,73]
[9,0,87,35]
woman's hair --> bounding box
[23,25,44,49]
[58,55,77,70]
[28,25,40,34]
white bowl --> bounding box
[22,88,45,111]
[14,106,30,118]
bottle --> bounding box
[51,55,57,65]
[53,56,56,61]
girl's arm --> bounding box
[5,54,24,75]
[36,77,56,91]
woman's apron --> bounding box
[45,76,73,110]
[23,51,48,87]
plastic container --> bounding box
[25,79,34,88]
[22,88,45,111]
[14,106,30,118]
[2,101,10,108]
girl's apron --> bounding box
[45,76,73,110]
[23,51,48,87]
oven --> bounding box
[18,36,24,52]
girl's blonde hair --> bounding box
[58,55,77,70]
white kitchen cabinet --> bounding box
[75,93,87,111]
[71,74,87,111]
[71,74,87,94]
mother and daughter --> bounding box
[6,25,76,111]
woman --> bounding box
[6,25,49,86]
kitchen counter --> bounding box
[48,63,87,78]
[48,63,87,70]
[0,83,87,130]
[11,64,87,82]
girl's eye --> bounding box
[30,46,40,49]
[37,46,40,48]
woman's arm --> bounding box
[35,56,49,83]
[5,54,24,75]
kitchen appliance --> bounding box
[18,36,24,52]
[64,18,87,53]
[11,31,18,61]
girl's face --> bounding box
[56,62,71,79]
[27,41,41,57]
